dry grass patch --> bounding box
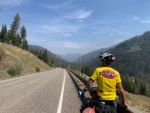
[0,43,51,80]
[125,91,150,112]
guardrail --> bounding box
[69,70,88,85]
[68,70,133,113]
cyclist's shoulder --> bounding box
[95,67,120,73]
[97,66,115,70]
[109,67,120,74]
[95,67,103,71]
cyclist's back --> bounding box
[87,53,127,113]
[91,66,121,100]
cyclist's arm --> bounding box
[117,83,127,108]
[87,79,94,97]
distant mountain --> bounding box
[74,48,110,66]
[29,45,69,67]
[59,53,82,63]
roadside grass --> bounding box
[0,42,51,80]
[125,91,150,112]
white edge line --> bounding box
[0,70,50,84]
[56,69,66,113]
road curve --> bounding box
[0,68,81,113]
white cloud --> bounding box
[133,17,150,24]
[140,20,150,24]
[92,27,129,36]
[133,17,139,20]
[42,24,79,33]
[65,10,93,19]
[76,10,93,19]
[33,0,75,10]
[0,0,26,6]
[107,27,128,35]
[61,0,74,7]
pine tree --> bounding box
[38,50,43,60]
[20,26,26,41]
[134,77,140,94]
[8,32,16,45]
[48,56,54,66]
[10,13,20,35]
[81,66,93,76]
[17,34,22,47]
[20,26,27,48]
[43,49,48,63]
[35,49,38,56]
[122,75,135,93]
[20,26,28,50]
[140,83,147,95]
[0,24,7,42]
[10,13,21,45]
[22,40,28,50]
[7,30,13,44]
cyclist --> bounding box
[87,52,127,113]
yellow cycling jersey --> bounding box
[90,67,121,100]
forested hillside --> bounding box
[110,32,150,77]
[86,31,150,96]
[29,45,78,68]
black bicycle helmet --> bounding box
[99,52,115,65]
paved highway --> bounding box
[0,68,81,113]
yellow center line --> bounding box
[29,79,39,84]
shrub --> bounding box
[0,49,5,60]
[7,65,22,76]
[35,67,40,72]
[7,67,16,76]
[15,65,22,75]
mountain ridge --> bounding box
[74,47,112,66]
[59,53,82,63]
[28,45,72,67]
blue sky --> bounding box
[1,0,150,55]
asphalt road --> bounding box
[0,68,81,113]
